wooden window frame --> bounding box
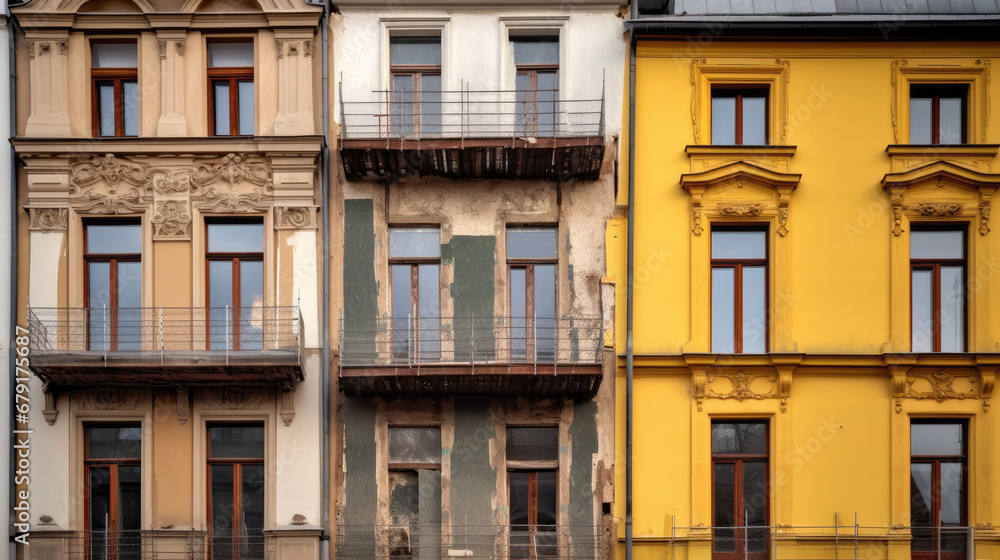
[507,228,558,364]
[710,420,770,560]
[388,36,441,136]
[207,423,266,560]
[909,419,968,560]
[506,426,559,560]
[84,423,142,560]
[909,84,969,145]
[207,40,254,137]
[84,221,142,352]
[91,40,138,138]
[205,219,264,351]
[710,226,769,354]
[388,227,441,361]
[710,85,770,146]
[909,225,967,353]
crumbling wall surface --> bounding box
[450,399,498,557]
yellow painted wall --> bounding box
[611,40,1000,559]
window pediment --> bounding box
[681,161,800,237]
[882,160,999,236]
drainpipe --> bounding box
[302,0,331,557]
[5,8,17,557]
[625,28,636,560]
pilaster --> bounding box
[156,30,187,136]
[24,30,71,137]
[272,29,315,136]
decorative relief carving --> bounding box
[777,208,789,237]
[692,205,703,237]
[690,59,705,142]
[287,42,299,56]
[276,40,284,59]
[150,169,189,194]
[26,40,34,59]
[718,203,766,217]
[981,203,992,236]
[158,39,167,59]
[910,202,964,216]
[192,153,273,191]
[175,41,184,57]
[42,382,58,425]
[152,200,192,239]
[207,386,264,410]
[29,208,68,231]
[71,154,151,192]
[891,195,904,237]
[890,59,908,144]
[280,383,295,426]
[893,371,990,414]
[977,58,991,143]
[79,387,138,410]
[275,206,317,230]
[75,187,149,214]
[58,42,68,55]
[705,371,777,403]
[195,187,271,213]
[38,42,51,55]
[304,40,313,56]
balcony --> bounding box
[27,307,302,387]
[35,529,276,560]
[336,524,609,560]
[339,86,606,182]
[338,316,604,398]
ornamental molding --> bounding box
[28,208,68,231]
[689,356,799,414]
[205,386,265,410]
[275,206,317,230]
[73,186,150,214]
[681,161,800,237]
[78,387,139,410]
[909,202,964,216]
[883,161,999,237]
[71,154,151,193]
[194,187,272,214]
[891,59,991,144]
[718,203,766,217]
[151,200,192,239]
[691,59,790,145]
[191,153,274,192]
[891,369,994,414]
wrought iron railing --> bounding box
[28,306,301,361]
[339,316,603,368]
[336,524,606,560]
[63,530,207,560]
[209,528,271,560]
[339,84,605,141]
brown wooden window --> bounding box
[85,221,142,352]
[910,227,966,353]
[711,228,767,354]
[910,85,968,145]
[712,421,768,560]
[910,420,968,560]
[389,36,441,137]
[389,227,440,361]
[85,424,142,560]
[207,220,263,351]
[711,86,768,145]
[507,427,558,560]
[208,40,254,136]
[387,426,442,559]
[512,36,559,136]
[208,424,265,560]
[507,228,557,363]
[91,41,139,138]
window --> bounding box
[92,42,139,138]
[910,228,965,353]
[207,220,264,350]
[387,427,442,559]
[512,36,559,136]
[712,421,768,560]
[389,228,440,361]
[711,228,767,354]
[507,228,557,362]
[910,85,967,145]
[86,222,142,351]
[507,427,558,560]
[390,36,441,137]
[910,420,967,560]
[208,41,254,136]
[711,87,768,145]
[208,424,265,560]
[86,424,142,560]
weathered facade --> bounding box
[613,2,1000,560]
[332,2,623,559]
[12,0,326,557]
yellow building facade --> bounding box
[610,6,1000,560]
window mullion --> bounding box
[734,263,744,353]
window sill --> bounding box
[685,144,797,174]
[885,144,999,174]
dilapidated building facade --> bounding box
[331,1,623,559]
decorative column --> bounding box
[273,29,315,135]
[24,30,71,137]
[156,30,187,136]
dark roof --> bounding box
[638,0,1000,15]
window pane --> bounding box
[214,81,230,135]
[509,471,530,526]
[940,265,964,352]
[712,422,767,455]
[911,423,964,456]
[507,427,558,461]
[418,264,440,359]
[742,265,766,353]
[910,462,933,526]
[511,268,527,360]
[712,267,735,354]
[209,261,233,349]
[87,425,142,459]
[118,262,143,351]
[241,464,266,549]
[88,262,112,309]
[117,465,142,532]
[238,81,254,135]
[389,427,442,465]
[911,268,933,353]
[92,43,137,67]
[89,466,112,532]
[743,461,767,526]
[208,223,264,253]
[389,228,440,258]
[911,230,964,259]
[712,230,766,259]
[537,71,558,133]
[123,81,139,136]
[910,96,932,144]
[98,83,116,137]
[389,36,441,66]
[391,75,415,136]
[711,95,736,145]
[512,36,559,66]
[536,471,557,525]
[209,424,265,459]
[742,94,767,145]
[713,462,735,533]
[421,74,442,135]
[939,96,963,145]
[535,264,556,361]
[210,464,235,536]
[208,42,254,67]
[87,224,142,254]
[940,462,964,525]
[391,264,412,360]
[239,260,264,350]
[507,228,557,259]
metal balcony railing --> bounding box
[28,306,301,362]
[336,524,607,560]
[62,530,207,560]
[339,316,603,369]
[339,84,605,142]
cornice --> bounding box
[13,11,320,31]
[334,0,621,11]
[618,353,1000,374]
[12,136,325,157]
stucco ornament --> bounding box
[152,200,193,239]
[29,208,68,231]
